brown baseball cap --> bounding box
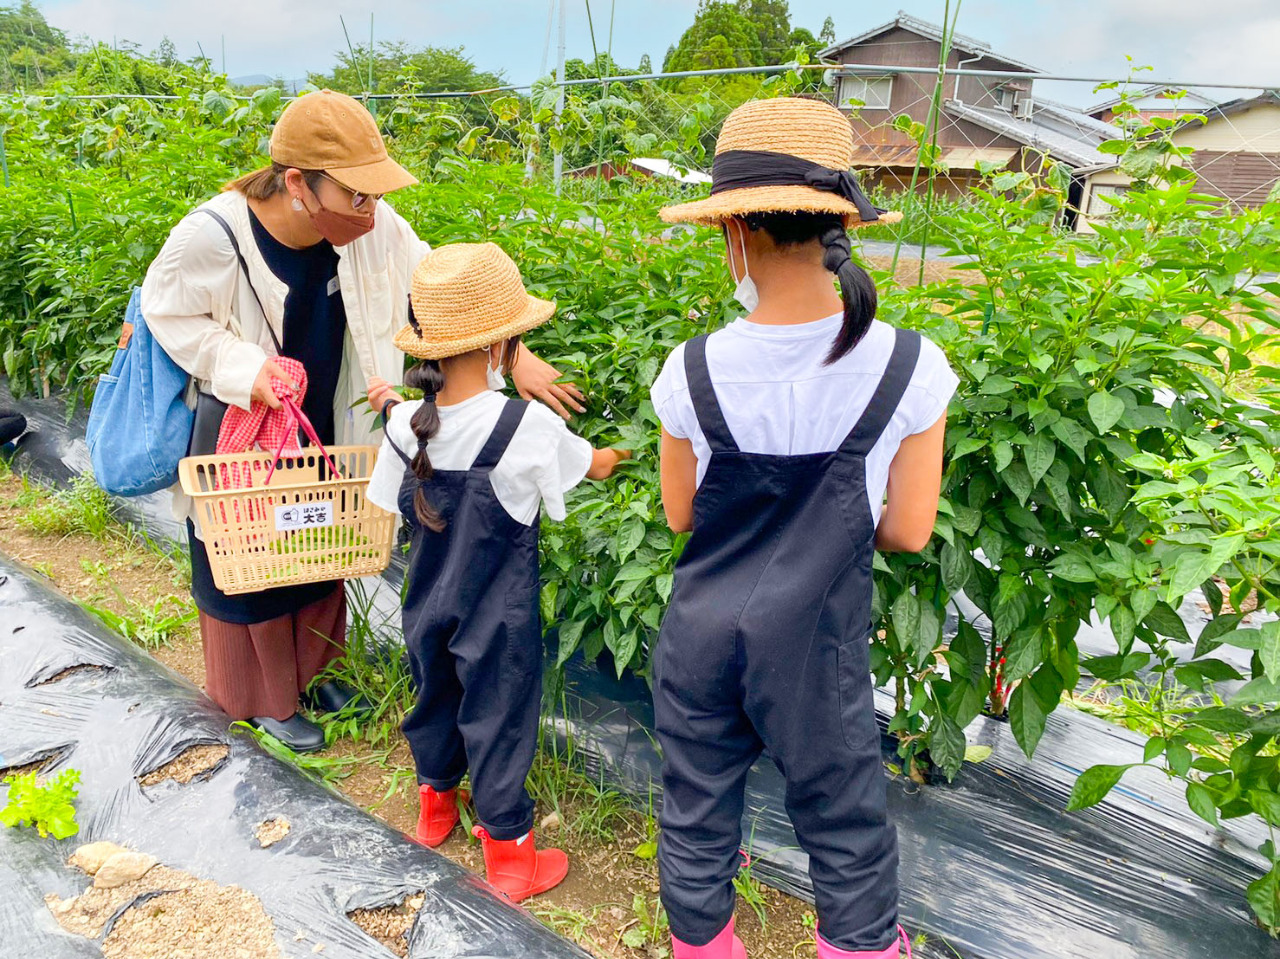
[270,89,418,195]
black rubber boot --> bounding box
[249,712,326,753]
[0,411,27,446]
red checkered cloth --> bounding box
[216,357,308,458]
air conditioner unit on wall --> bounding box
[1014,98,1034,119]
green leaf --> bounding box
[1231,676,1280,707]
[1087,391,1126,434]
[980,374,1016,395]
[555,620,587,667]
[1248,789,1280,826]
[1081,651,1148,682]
[1143,736,1166,762]
[1185,782,1219,827]
[1185,707,1251,733]
[1246,868,1280,931]
[1110,604,1137,652]
[964,744,993,764]
[993,440,1014,473]
[1049,552,1096,583]
[1009,681,1048,759]
[1050,418,1092,462]
[1166,741,1193,777]
[1262,622,1280,684]
[929,713,967,781]
[1003,627,1044,681]
[1143,602,1191,644]
[615,516,646,561]
[1067,763,1136,813]
[633,840,658,860]
[940,541,973,593]
[1165,535,1245,604]
[1130,588,1157,626]
[1024,433,1056,486]
[891,590,921,648]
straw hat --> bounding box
[270,89,417,196]
[394,243,556,361]
[660,97,901,229]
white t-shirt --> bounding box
[650,315,958,525]
[366,391,593,526]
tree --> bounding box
[819,16,837,47]
[0,1,73,89]
[735,0,792,63]
[638,53,652,74]
[153,37,177,67]
[310,42,504,95]
[665,1,764,72]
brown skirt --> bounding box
[199,585,347,721]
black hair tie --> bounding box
[423,392,437,403]
[819,225,854,275]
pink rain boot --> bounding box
[671,916,747,959]
[815,924,911,959]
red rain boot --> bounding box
[815,923,911,959]
[472,826,569,901]
[415,785,468,848]
[671,916,747,959]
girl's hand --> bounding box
[512,343,586,420]
[367,376,402,415]
[588,448,631,481]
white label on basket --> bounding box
[275,502,333,532]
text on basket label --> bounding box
[275,502,334,531]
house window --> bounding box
[1088,184,1130,216]
[995,85,1018,111]
[838,75,893,111]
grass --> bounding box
[79,593,196,650]
[17,472,114,539]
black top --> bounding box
[188,210,348,624]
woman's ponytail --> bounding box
[404,360,447,532]
[818,225,877,365]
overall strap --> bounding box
[471,399,528,472]
[683,335,739,453]
[378,400,414,468]
[838,328,922,457]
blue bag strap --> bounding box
[197,208,285,357]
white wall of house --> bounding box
[1175,103,1280,152]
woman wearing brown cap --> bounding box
[140,90,583,752]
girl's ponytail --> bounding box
[818,224,877,365]
[742,211,878,366]
[404,360,447,531]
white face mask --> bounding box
[485,346,506,390]
[727,221,759,313]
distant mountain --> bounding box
[229,74,312,93]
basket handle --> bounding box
[263,396,342,486]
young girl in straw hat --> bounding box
[363,242,626,901]
[649,97,958,959]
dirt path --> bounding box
[0,470,866,959]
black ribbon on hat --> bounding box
[710,149,883,224]
[407,297,422,335]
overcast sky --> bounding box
[38,0,1279,106]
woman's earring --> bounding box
[291,196,304,212]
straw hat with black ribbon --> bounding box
[393,243,556,361]
[659,96,901,230]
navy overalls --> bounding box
[654,328,921,952]
[387,399,543,841]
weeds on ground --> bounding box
[81,593,195,649]
[17,472,113,539]
[621,893,670,954]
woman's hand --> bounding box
[251,358,297,410]
[511,343,585,420]
[367,376,402,415]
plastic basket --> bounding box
[177,399,395,595]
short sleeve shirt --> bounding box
[366,391,594,526]
[650,316,958,525]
